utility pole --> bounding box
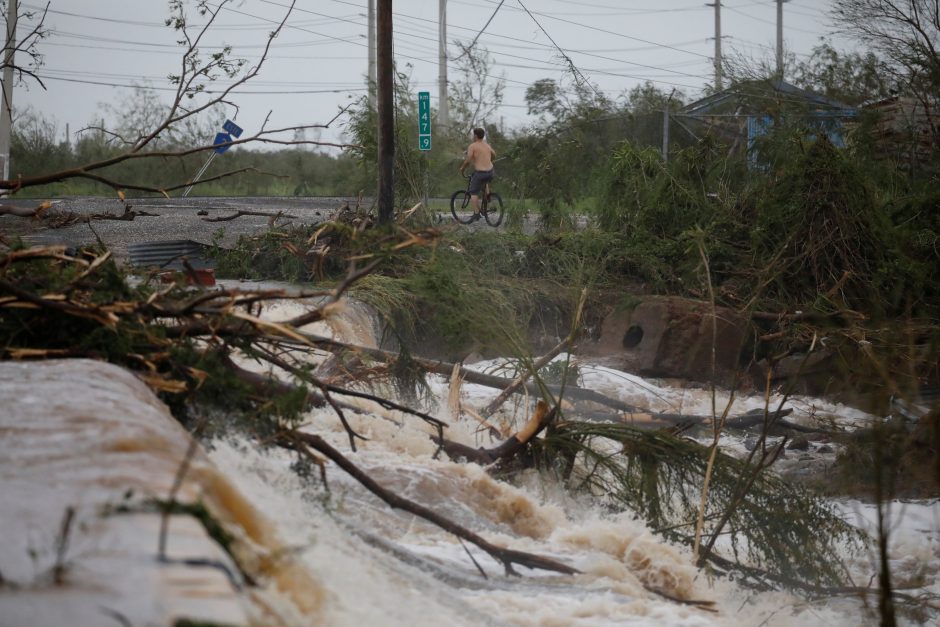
[775,0,789,79]
[368,0,377,109]
[662,106,670,163]
[376,0,394,224]
[662,89,675,163]
[438,0,448,126]
[0,0,17,182]
[707,1,722,91]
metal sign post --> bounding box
[182,119,244,197]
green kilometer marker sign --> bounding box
[418,91,431,151]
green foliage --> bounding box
[388,346,433,408]
[534,421,863,588]
[792,43,892,105]
[398,245,520,354]
[750,136,899,313]
[592,139,746,292]
[885,188,940,309]
[212,217,406,284]
[539,360,580,386]
[504,78,688,217]
[594,141,664,232]
[8,107,366,199]
[343,67,480,206]
[1,245,150,362]
[828,413,940,499]
[212,226,321,283]
[832,0,940,114]
[0,248,308,431]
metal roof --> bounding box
[682,80,856,116]
[127,240,215,270]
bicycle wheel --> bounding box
[483,192,504,227]
[450,190,475,224]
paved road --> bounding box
[2,196,357,263]
[1,194,537,265]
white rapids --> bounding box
[1,294,937,626]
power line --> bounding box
[723,3,826,35]
[456,0,505,58]
[37,39,379,62]
[323,0,714,60]
[219,0,710,97]
[473,0,708,14]
[22,2,358,31]
[50,28,363,51]
[514,0,605,99]
[33,0,719,121]
[32,73,371,95]
[210,1,564,93]
[472,0,713,59]
[392,22,708,82]
[314,0,720,93]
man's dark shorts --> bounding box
[469,169,494,194]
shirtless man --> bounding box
[458,127,496,221]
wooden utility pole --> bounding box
[368,0,376,109]
[0,0,17,182]
[376,0,394,224]
[438,0,448,126]
[710,1,722,91]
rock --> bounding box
[817,445,834,454]
[787,436,810,450]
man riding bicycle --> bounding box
[458,127,496,222]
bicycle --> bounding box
[450,174,504,226]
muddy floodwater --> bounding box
[2,294,938,626]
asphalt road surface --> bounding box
[1,196,358,263]
[1,194,538,267]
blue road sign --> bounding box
[419,135,431,151]
[222,119,243,138]
[213,132,233,154]
[418,91,431,138]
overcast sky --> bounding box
[13,0,847,149]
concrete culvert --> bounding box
[623,325,644,349]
